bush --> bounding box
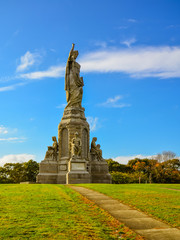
[111,172,148,184]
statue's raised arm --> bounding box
[67,43,75,62]
[65,44,84,109]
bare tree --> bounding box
[155,151,176,162]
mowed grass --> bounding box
[0,184,142,240]
[78,184,180,228]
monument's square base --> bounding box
[90,161,112,184]
[66,172,91,184]
[37,173,57,184]
[66,158,91,184]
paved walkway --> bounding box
[70,186,180,240]
[160,187,180,192]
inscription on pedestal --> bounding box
[59,165,67,171]
[71,162,85,171]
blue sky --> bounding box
[0,0,180,165]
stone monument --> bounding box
[37,44,112,184]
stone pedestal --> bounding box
[36,160,58,184]
[56,158,68,184]
[66,158,91,184]
[90,153,112,183]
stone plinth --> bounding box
[90,153,112,184]
[57,158,68,184]
[37,158,58,184]
[66,158,91,184]
[37,173,58,184]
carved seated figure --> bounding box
[71,132,82,158]
[44,136,58,161]
[90,137,103,161]
[96,144,102,160]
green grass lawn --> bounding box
[78,184,180,228]
[0,184,141,240]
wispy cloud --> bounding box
[87,117,98,131]
[2,45,180,93]
[98,95,131,108]
[167,24,180,29]
[0,137,26,142]
[116,26,128,30]
[0,153,35,167]
[0,125,24,142]
[16,51,41,72]
[29,117,35,121]
[0,125,8,134]
[128,18,137,23]
[80,46,180,78]
[0,82,26,92]
[94,41,107,48]
[0,65,65,92]
[19,65,65,79]
[121,37,136,48]
[56,103,66,109]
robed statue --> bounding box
[65,44,84,108]
[90,137,103,161]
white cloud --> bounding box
[106,95,123,104]
[0,154,35,167]
[121,38,136,48]
[116,26,128,30]
[0,85,17,92]
[50,48,56,52]
[29,117,35,121]
[16,51,40,72]
[98,95,131,108]
[128,18,137,23]
[0,137,26,142]
[113,154,157,165]
[80,46,180,78]
[87,117,98,131]
[0,82,26,92]
[20,65,65,79]
[56,103,66,109]
[94,41,107,48]
[0,65,65,92]
[0,125,8,134]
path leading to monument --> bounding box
[70,186,180,240]
[160,187,180,192]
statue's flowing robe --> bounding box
[65,55,84,108]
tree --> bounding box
[23,160,39,182]
[106,159,132,173]
[133,161,146,184]
[0,160,39,183]
[144,159,158,184]
[155,151,176,162]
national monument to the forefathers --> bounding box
[37,44,112,184]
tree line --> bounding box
[0,151,179,184]
[106,153,180,184]
[0,160,39,183]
